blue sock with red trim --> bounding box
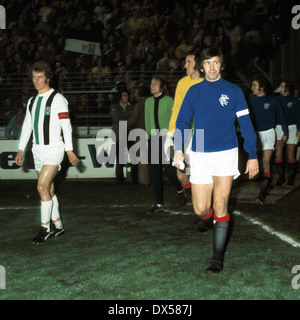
[212,214,230,263]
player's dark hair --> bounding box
[186,51,200,71]
[118,88,130,101]
[281,79,294,94]
[252,74,272,95]
[199,46,225,75]
[152,74,169,95]
[30,61,53,84]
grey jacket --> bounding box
[109,102,134,140]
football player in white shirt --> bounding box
[15,61,80,244]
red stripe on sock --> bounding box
[214,214,230,222]
[274,159,283,164]
[288,160,296,164]
[201,208,213,220]
[182,181,191,189]
[264,172,271,178]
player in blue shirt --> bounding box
[276,80,300,187]
[249,74,288,203]
[174,47,259,274]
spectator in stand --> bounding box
[144,52,156,72]
[19,92,28,108]
[90,92,110,126]
[114,65,127,87]
[111,48,125,72]
[230,3,243,26]
[124,54,135,71]
[3,97,14,117]
[121,38,136,58]
[109,88,137,184]
[74,94,89,126]
[140,37,156,60]
[154,37,167,60]
[203,0,217,24]
[224,17,241,57]
[90,13,104,40]
[174,38,193,62]
[215,24,232,57]
[218,3,231,20]
[5,106,24,139]
[170,2,186,27]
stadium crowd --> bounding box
[0,0,290,73]
[0,0,295,127]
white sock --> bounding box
[41,200,53,232]
[51,195,63,229]
[51,194,63,229]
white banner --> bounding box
[64,38,101,56]
[0,138,129,179]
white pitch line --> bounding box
[0,206,38,210]
[164,209,192,216]
[233,210,300,248]
[2,204,299,248]
[0,204,192,211]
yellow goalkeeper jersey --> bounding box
[168,75,204,134]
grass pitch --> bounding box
[0,178,300,301]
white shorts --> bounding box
[190,147,240,184]
[32,141,65,172]
[258,128,275,150]
[275,125,284,141]
[275,124,298,144]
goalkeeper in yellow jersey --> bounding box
[164,51,208,231]
[164,52,203,190]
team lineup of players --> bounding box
[15,46,300,274]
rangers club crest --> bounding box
[219,94,229,106]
